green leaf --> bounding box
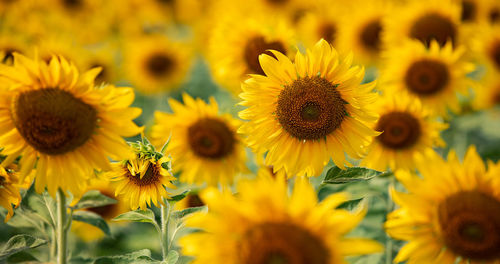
[172,206,207,219]
[94,249,160,264]
[72,190,117,210]
[165,250,179,264]
[19,185,56,227]
[112,209,156,224]
[168,190,190,202]
[0,234,47,259]
[6,251,39,263]
[72,211,112,237]
[323,167,383,184]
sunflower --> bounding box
[472,71,500,109]
[71,178,129,242]
[0,53,143,197]
[486,0,500,24]
[384,0,462,48]
[107,150,176,210]
[360,91,447,171]
[174,191,205,211]
[123,34,192,95]
[0,164,21,222]
[471,24,500,73]
[456,0,491,23]
[150,93,247,186]
[81,44,118,86]
[295,1,346,48]
[207,12,296,95]
[180,176,383,264]
[381,39,475,116]
[239,39,379,177]
[336,0,391,67]
[385,146,500,263]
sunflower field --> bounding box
[0,0,500,263]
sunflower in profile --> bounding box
[0,163,21,222]
[384,0,462,48]
[180,176,383,264]
[336,0,391,67]
[71,178,129,242]
[381,39,475,116]
[0,53,143,197]
[239,39,379,177]
[386,146,500,263]
[107,142,176,210]
[361,92,447,171]
[124,34,192,94]
[150,94,247,186]
[207,12,296,95]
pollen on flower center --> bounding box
[405,59,450,95]
[409,13,457,47]
[244,36,287,76]
[376,111,421,149]
[438,191,500,261]
[145,53,174,78]
[12,88,97,155]
[277,76,346,140]
[187,118,235,159]
[239,222,330,264]
[126,162,161,187]
[360,19,383,52]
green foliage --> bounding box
[72,190,117,210]
[323,167,384,184]
[113,209,157,225]
[171,206,207,220]
[6,251,40,263]
[166,250,179,264]
[72,211,112,237]
[93,249,161,264]
[0,234,47,260]
[168,190,190,203]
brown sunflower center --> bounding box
[360,19,383,52]
[244,36,287,76]
[409,13,457,47]
[376,111,421,149]
[12,88,97,155]
[145,53,174,79]
[187,118,235,159]
[87,191,117,220]
[490,8,500,23]
[404,59,450,96]
[239,222,330,264]
[63,0,82,9]
[276,76,346,140]
[489,40,500,70]
[461,0,477,22]
[186,194,204,208]
[317,22,337,44]
[126,162,161,187]
[438,191,500,261]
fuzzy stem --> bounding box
[50,228,57,261]
[56,189,68,264]
[160,201,171,260]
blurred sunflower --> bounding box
[295,2,345,48]
[239,39,379,177]
[381,40,475,116]
[208,13,296,95]
[471,24,500,73]
[150,94,247,186]
[107,150,176,210]
[71,178,128,242]
[180,176,383,264]
[174,191,205,211]
[81,44,118,86]
[0,164,21,222]
[384,0,462,48]
[361,92,447,171]
[0,33,28,65]
[0,53,142,197]
[385,146,500,263]
[457,0,489,23]
[472,72,500,109]
[124,34,192,94]
[336,0,391,66]
[486,0,500,24]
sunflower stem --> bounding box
[160,200,171,260]
[385,176,396,264]
[56,189,68,264]
[50,228,57,261]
